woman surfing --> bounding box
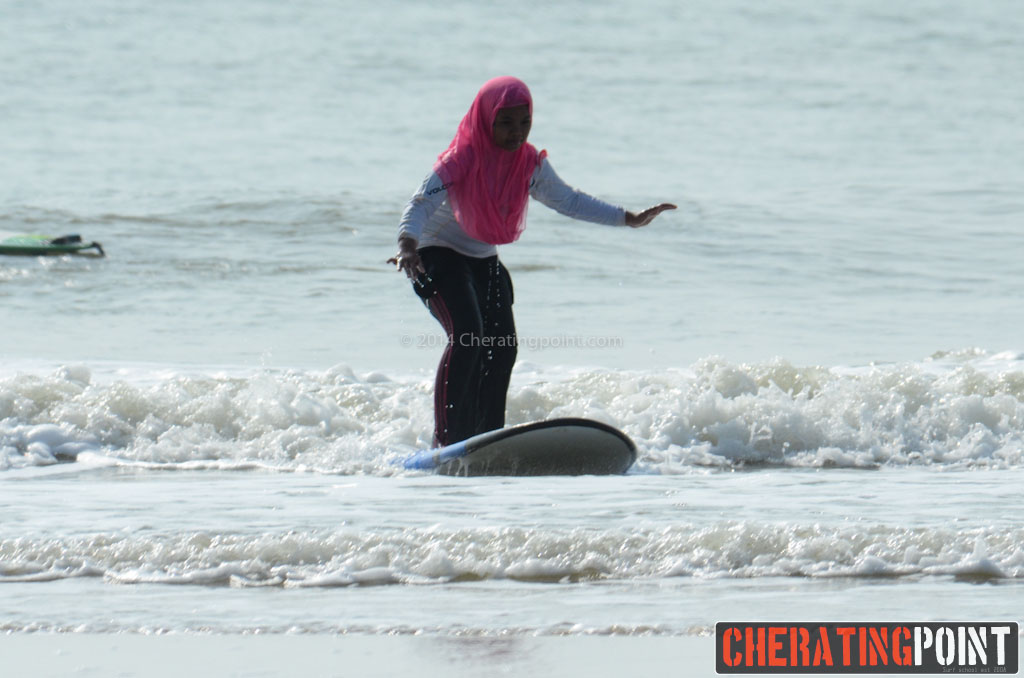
[390,76,675,448]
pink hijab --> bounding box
[433,77,546,245]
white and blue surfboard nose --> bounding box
[402,440,469,470]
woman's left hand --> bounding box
[625,203,677,228]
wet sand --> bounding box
[4,634,712,678]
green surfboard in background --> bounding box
[0,233,105,257]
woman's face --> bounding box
[491,104,532,152]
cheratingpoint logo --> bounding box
[715,622,1018,674]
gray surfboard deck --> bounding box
[402,418,637,476]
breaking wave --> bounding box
[2,350,1023,473]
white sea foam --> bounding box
[0,621,699,636]
[2,352,1023,473]
[2,523,1021,587]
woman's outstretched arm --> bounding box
[531,159,676,227]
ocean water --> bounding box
[2,0,1023,648]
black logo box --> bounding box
[716,622,1018,674]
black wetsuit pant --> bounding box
[413,246,517,447]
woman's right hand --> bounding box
[387,237,425,279]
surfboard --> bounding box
[403,418,637,476]
[0,233,105,257]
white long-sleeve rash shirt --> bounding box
[397,157,627,258]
